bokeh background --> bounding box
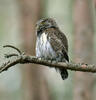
[0,0,96,100]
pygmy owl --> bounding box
[36,18,69,80]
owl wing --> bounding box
[47,30,69,62]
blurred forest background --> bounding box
[0,0,96,100]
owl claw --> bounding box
[47,60,52,63]
[38,57,58,64]
[52,60,57,64]
[38,57,50,62]
[50,59,58,64]
[38,57,45,61]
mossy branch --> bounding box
[0,45,96,73]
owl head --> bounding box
[36,18,58,35]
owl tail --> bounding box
[59,68,68,80]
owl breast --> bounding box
[36,32,56,59]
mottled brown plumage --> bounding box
[36,18,69,80]
[45,28,69,62]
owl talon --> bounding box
[37,57,40,60]
[50,59,58,64]
[47,60,52,63]
[38,57,49,62]
[38,57,44,61]
[52,60,57,64]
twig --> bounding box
[4,53,19,58]
[3,45,22,55]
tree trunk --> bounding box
[93,0,96,7]
[73,0,95,100]
[18,0,50,100]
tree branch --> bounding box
[0,45,96,74]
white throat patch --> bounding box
[40,32,47,44]
[36,32,56,58]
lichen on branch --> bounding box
[0,45,96,74]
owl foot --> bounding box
[38,57,47,61]
[47,58,58,64]
[38,57,58,64]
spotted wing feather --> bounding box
[46,28,69,80]
[46,29,69,62]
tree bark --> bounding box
[73,0,95,100]
[18,0,50,100]
[93,0,96,7]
